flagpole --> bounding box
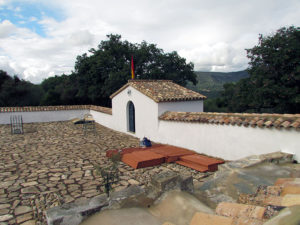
[131,56,135,80]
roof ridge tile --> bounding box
[159,111,300,131]
[110,80,206,102]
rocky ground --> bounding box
[195,158,300,209]
[0,121,209,225]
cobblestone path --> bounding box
[0,121,206,224]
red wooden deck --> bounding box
[106,144,164,158]
[106,144,225,172]
[176,160,209,172]
[148,145,194,162]
[177,154,225,172]
[122,151,165,169]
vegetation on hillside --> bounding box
[186,71,249,99]
[0,70,43,107]
[0,26,299,113]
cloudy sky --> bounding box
[0,0,299,83]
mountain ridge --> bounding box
[186,70,249,98]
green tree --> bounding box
[40,34,197,106]
[40,75,77,105]
[0,70,11,87]
[0,70,43,106]
[222,26,300,113]
[71,34,197,106]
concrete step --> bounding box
[175,160,208,172]
[216,202,266,220]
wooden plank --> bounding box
[122,151,165,169]
[149,145,194,162]
[106,144,164,158]
[108,144,224,172]
[176,160,208,172]
[180,154,224,166]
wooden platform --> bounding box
[176,154,225,172]
[106,144,164,158]
[176,160,209,172]
[107,144,225,172]
[122,151,165,169]
[148,145,194,162]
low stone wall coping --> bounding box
[159,111,300,130]
[0,105,112,115]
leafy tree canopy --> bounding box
[77,34,196,105]
[42,34,197,106]
[222,26,300,113]
[0,70,43,107]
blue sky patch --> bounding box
[0,1,65,37]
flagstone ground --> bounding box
[0,121,208,225]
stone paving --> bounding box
[0,121,208,225]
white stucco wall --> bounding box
[1,97,298,163]
[0,110,89,124]
[90,110,112,128]
[158,100,203,116]
[157,120,300,161]
[111,86,159,139]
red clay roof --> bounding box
[89,105,112,115]
[0,105,112,115]
[110,80,206,102]
[159,111,300,130]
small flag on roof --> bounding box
[131,56,135,79]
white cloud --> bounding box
[0,0,300,83]
[0,20,16,38]
[69,30,95,46]
[0,0,10,6]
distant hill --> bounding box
[186,70,249,99]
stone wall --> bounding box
[0,105,299,162]
[0,105,111,124]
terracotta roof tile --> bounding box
[264,120,273,127]
[291,121,300,128]
[159,111,300,131]
[274,118,284,128]
[89,105,112,115]
[256,120,265,128]
[281,121,291,128]
[0,105,112,115]
[110,80,206,102]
